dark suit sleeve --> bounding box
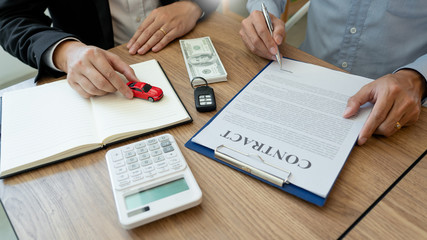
[0,0,77,79]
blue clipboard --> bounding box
[185,61,327,206]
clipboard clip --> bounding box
[214,145,291,187]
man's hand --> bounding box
[239,10,285,60]
[343,69,426,145]
[127,1,202,55]
[53,40,137,99]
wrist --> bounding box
[179,0,204,20]
[53,40,83,73]
[395,69,427,101]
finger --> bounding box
[358,93,394,145]
[68,78,92,98]
[151,29,174,52]
[240,16,275,59]
[240,29,272,60]
[374,102,405,137]
[129,18,163,55]
[80,64,116,93]
[271,16,285,45]
[343,84,374,119]
[127,15,155,50]
[137,29,166,55]
[252,12,279,56]
[68,73,108,98]
[104,52,137,99]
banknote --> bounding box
[180,36,227,85]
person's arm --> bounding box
[127,0,220,55]
[0,0,76,78]
[240,0,286,60]
[0,0,137,99]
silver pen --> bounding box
[261,2,283,69]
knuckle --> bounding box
[94,79,110,91]
[105,70,116,80]
[388,84,401,96]
[370,111,386,123]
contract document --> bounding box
[188,59,373,203]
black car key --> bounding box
[191,77,216,112]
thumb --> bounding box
[272,17,285,45]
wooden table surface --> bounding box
[346,154,427,239]
[1,12,426,240]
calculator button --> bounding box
[165,152,177,158]
[170,163,183,170]
[163,146,174,153]
[160,141,171,147]
[123,146,134,152]
[134,142,146,149]
[137,148,148,154]
[114,161,125,168]
[126,157,138,164]
[149,144,160,151]
[115,167,127,174]
[131,175,144,182]
[155,162,168,169]
[158,135,169,141]
[151,150,162,156]
[138,153,151,160]
[128,163,140,171]
[124,151,136,158]
[140,159,153,166]
[168,158,180,165]
[117,173,129,181]
[143,165,155,172]
[157,167,169,173]
[110,151,123,162]
[153,155,165,162]
[147,139,157,145]
[130,169,142,177]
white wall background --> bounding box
[0,47,37,90]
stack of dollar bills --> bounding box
[180,36,227,85]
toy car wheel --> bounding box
[148,97,154,102]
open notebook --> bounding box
[0,59,192,178]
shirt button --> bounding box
[136,16,141,22]
[342,62,348,68]
[350,27,357,34]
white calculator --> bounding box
[105,133,202,229]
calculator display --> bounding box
[125,178,189,210]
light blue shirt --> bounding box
[247,0,427,84]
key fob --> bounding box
[191,77,216,112]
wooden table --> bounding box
[1,12,426,239]
[346,154,427,239]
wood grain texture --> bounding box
[1,12,426,240]
[347,156,427,239]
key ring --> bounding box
[191,77,208,89]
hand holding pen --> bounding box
[239,3,285,67]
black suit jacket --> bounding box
[0,0,219,79]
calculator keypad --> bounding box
[106,134,186,190]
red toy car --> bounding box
[127,81,163,102]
